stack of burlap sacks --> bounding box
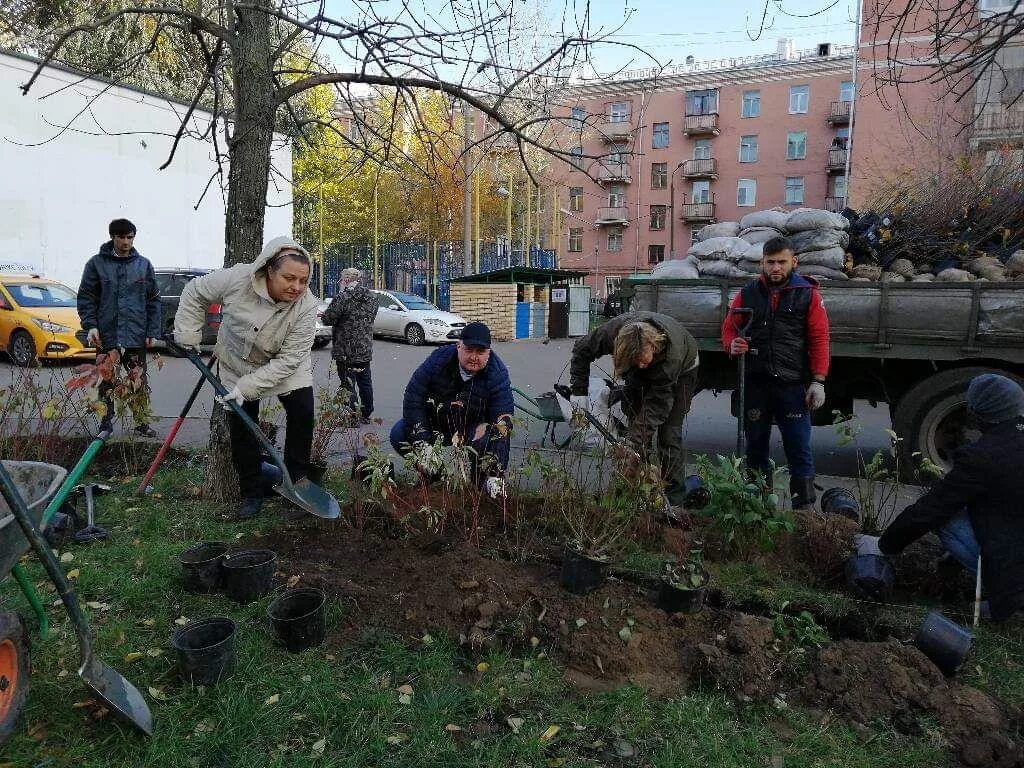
[651,207,852,281]
[855,251,1024,283]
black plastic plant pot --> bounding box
[560,549,608,595]
[657,578,707,614]
[179,541,229,593]
[222,549,278,604]
[821,487,860,521]
[170,617,237,686]
[267,587,327,653]
[305,461,327,486]
[844,554,896,600]
[682,475,711,511]
[914,611,973,676]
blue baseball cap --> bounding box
[460,321,492,349]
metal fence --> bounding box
[308,241,557,309]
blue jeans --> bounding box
[744,378,814,481]
[937,511,980,573]
[390,418,510,476]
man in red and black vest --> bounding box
[721,235,831,509]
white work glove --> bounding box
[484,477,506,499]
[570,395,590,413]
[85,328,101,348]
[806,381,826,410]
[854,534,883,557]
[216,386,246,410]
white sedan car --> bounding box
[371,289,467,345]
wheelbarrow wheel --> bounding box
[0,611,29,744]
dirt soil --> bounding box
[253,519,1022,765]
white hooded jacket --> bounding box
[174,237,319,400]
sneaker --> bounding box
[238,496,264,521]
[134,424,157,438]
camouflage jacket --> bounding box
[321,284,378,364]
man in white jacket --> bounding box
[174,237,320,519]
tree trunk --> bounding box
[204,0,277,503]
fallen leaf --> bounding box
[56,669,69,679]
[530,636,540,648]
[397,693,412,705]
[386,735,407,746]
[325,653,336,661]
[575,618,587,628]
[66,568,80,579]
[60,552,74,563]
[123,652,144,663]
[148,687,168,701]
[139,618,156,627]
[540,724,560,742]
[194,721,214,734]
[445,724,462,732]
[476,662,489,673]
[286,575,300,588]
[422,634,434,645]
[300,674,312,683]
[85,601,110,611]
[311,738,326,756]
[618,627,633,643]
[396,683,414,696]
[507,716,525,734]
[146,648,163,657]
[174,616,189,626]
[264,694,280,706]
[72,699,95,709]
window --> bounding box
[789,85,809,114]
[742,90,761,118]
[693,139,712,160]
[605,276,623,297]
[739,135,758,163]
[687,88,719,115]
[650,205,667,230]
[652,122,670,149]
[648,244,666,264]
[607,184,625,208]
[651,162,668,189]
[608,227,623,252]
[691,180,711,203]
[835,126,850,140]
[570,106,587,129]
[569,187,583,212]
[609,101,630,123]
[839,80,854,102]
[737,178,756,207]
[568,228,583,252]
[569,146,583,170]
[834,175,848,199]
[607,142,629,164]
[785,176,805,205]
[377,292,400,310]
[786,131,807,160]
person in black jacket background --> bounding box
[321,268,378,422]
[856,373,1024,622]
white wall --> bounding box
[0,52,293,288]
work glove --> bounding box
[853,534,883,557]
[216,386,247,410]
[806,381,826,410]
[85,328,101,348]
[484,477,506,499]
[729,337,749,356]
[569,395,590,413]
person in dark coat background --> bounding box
[857,373,1024,622]
[390,322,513,498]
[77,218,161,436]
[321,267,378,422]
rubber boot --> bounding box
[238,496,264,521]
[790,476,817,511]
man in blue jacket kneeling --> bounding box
[391,322,513,498]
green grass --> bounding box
[0,458,979,767]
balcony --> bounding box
[824,196,847,213]
[597,119,633,142]
[596,161,632,183]
[970,109,1024,149]
[681,157,718,179]
[683,112,720,136]
[596,206,630,225]
[827,100,852,124]
[827,147,848,173]
[680,197,716,222]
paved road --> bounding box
[6,338,892,477]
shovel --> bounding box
[0,461,153,736]
[165,338,340,520]
[728,307,756,459]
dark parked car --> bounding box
[153,268,221,353]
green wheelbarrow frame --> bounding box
[512,387,575,450]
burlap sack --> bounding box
[798,264,849,280]
[650,256,700,279]
[850,264,882,281]
[797,246,846,270]
[739,209,789,231]
[697,259,747,278]
[888,259,915,279]
[689,237,751,262]
[785,208,849,232]
[789,228,850,253]
[738,226,784,245]
[936,268,974,282]
[696,221,741,241]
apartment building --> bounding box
[552,39,856,296]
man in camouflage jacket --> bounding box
[321,268,378,421]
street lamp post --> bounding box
[669,160,685,259]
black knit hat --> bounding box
[967,374,1024,424]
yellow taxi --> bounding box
[0,273,94,366]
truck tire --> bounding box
[0,611,29,744]
[892,366,1024,478]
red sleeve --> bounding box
[720,292,745,352]
[806,288,831,379]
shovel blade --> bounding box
[273,478,340,520]
[80,657,153,736]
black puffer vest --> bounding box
[740,275,814,383]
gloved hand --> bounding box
[216,386,246,410]
[570,395,590,413]
[729,337,749,356]
[484,477,506,499]
[85,328,101,348]
[853,533,883,556]
[805,381,826,410]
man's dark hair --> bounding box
[762,235,795,258]
[109,218,136,237]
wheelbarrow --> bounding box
[0,457,153,742]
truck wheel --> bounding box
[7,330,37,367]
[0,612,29,744]
[892,366,1024,478]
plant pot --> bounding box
[821,487,860,520]
[170,617,237,686]
[305,461,327,486]
[559,549,608,595]
[179,541,229,593]
[914,611,973,675]
[844,554,896,600]
[656,577,707,613]
[222,549,277,604]
[665,474,710,509]
[267,587,327,653]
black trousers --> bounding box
[228,386,314,498]
[336,361,373,418]
[98,347,150,427]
